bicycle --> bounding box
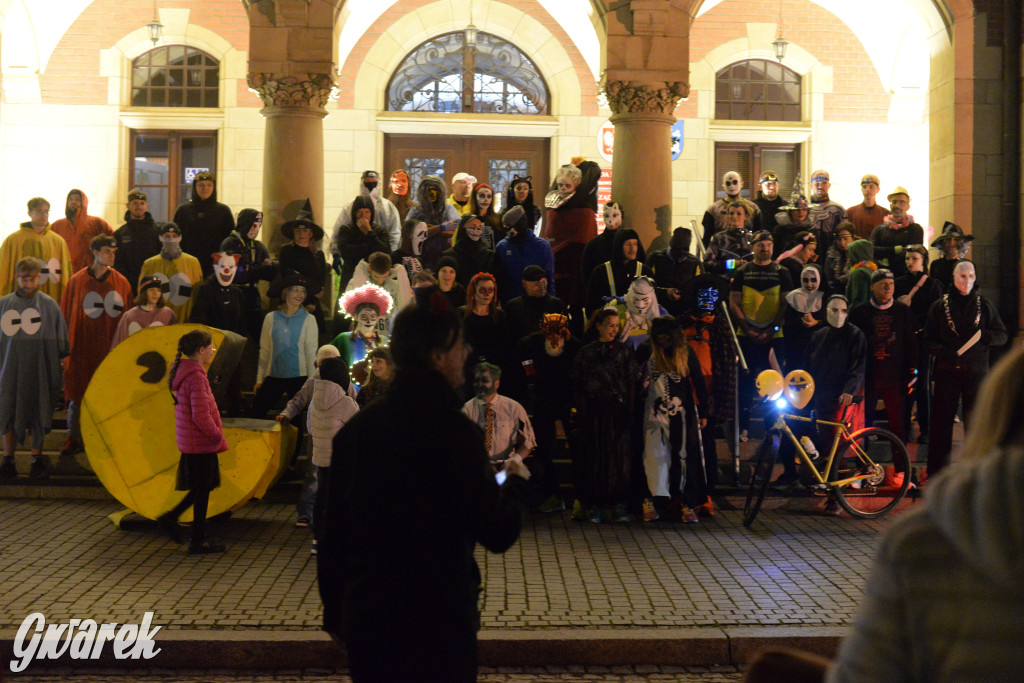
[743,396,911,526]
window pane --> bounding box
[715,59,802,121]
[131,46,220,109]
[403,157,446,194]
[388,31,547,114]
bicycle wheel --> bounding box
[743,432,779,527]
[830,427,911,518]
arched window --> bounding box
[131,45,219,108]
[387,31,548,115]
[715,59,800,122]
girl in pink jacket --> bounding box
[158,329,230,554]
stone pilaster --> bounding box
[247,72,337,255]
[604,80,688,246]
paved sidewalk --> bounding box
[1,498,895,633]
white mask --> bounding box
[412,224,427,255]
[953,262,976,295]
[826,300,848,329]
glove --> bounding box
[332,254,342,275]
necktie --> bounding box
[484,403,494,454]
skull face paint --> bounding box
[800,268,820,294]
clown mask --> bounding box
[212,252,240,286]
[953,261,976,295]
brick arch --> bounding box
[687,0,891,123]
[37,0,251,106]
[337,0,597,116]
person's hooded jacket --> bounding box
[828,445,1024,682]
[584,227,653,313]
[331,180,401,252]
[925,273,1007,374]
[220,208,276,291]
[172,358,229,454]
[309,377,359,468]
[494,206,555,304]
[114,207,162,295]
[407,175,461,270]
[442,219,497,288]
[173,176,234,278]
[845,239,876,307]
[333,195,391,291]
[51,189,114,273]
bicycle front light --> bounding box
[775,398,789,409]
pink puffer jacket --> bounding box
[172,359,229,454]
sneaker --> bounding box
[642,498,659,522]
[611,503,632,523]
[571,499,588,521]
[188,540,226,555]
[537,494,566,513]
[698,497,715,517]
[589,507,604,524]
[60,437,83,457]
[824,499,842,516]
[310,540,318,556]
[739,429,749,443]
[295,516,311,528]
[29,457,53,479]
[0,457,17,479]
[681,507,699,523]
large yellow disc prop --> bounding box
[755,369,784,401]
[81,324,296,521]
[783,369,815,409]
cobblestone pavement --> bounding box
[10,665,744,682]
[1,496,898,632]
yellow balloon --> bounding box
[756,369,785,401]
[783,369,816,409]
[81,324,296,521]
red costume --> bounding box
[60,267,133,402]
[51,189,114,274]
[542,160,601,306]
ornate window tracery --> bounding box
[387,31,548,115]
[131,45,219,108]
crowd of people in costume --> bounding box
[0,162,1008,533]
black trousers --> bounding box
[530,399,572,499]
[903,335,931,433]
[927,365,984,477]
[345,627,477,683]
[248,375,308,419]
[864,381,907,443]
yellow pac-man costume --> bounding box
[0,224,73,301]
[82,324,295,521]
[138,253,202,323]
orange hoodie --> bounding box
[51,189,113,274]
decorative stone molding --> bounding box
[247,72,338,110]
[604,80,689,115]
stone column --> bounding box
[247,73,336,255]
[605,81,688,247]
[601,0,697,247]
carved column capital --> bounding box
[603,80,689,115]
[247,72,339,112]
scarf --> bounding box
[884,214,913,230]
[869,297,894,310]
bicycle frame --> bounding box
[769,413,876,489]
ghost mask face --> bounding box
[953,261,976,295]
[412,222,427,256]
[213,252,239,286]
[800,268,820,294]
[826,298,848,329]
[603,204,622,231]
[626,279,655,316]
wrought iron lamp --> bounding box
[147,2,163,46]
